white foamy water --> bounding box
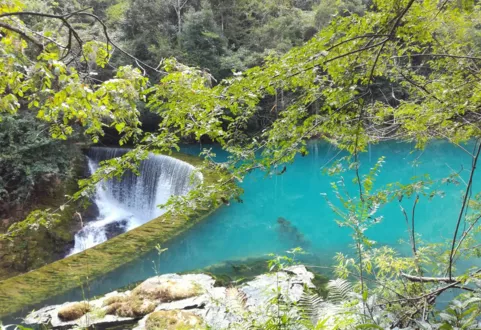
[69,148,201,255]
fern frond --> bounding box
[299,291,323,324]
[326,279,353,304]
[226,287,247,315]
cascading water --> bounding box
[69,147,201,255]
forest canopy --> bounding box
[2,0,481,328]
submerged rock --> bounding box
[277,217,311,249]
[26,266,316,330]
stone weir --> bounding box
[0,151,222,319]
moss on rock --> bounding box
[132,279,203,302]
[57,302,90,321]
[145,310,204,330]
[104,297,156,318]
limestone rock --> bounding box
[135,310,204,330]
[133,273,215,302]
[240,264,314,309]
[25,291,134,329]
[24,266,316,330]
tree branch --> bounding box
[448,140,481,279]
[393,54,481,61]
[401,273,455,283]
[411,195,419,254]
[0,10,162,74]
[0,22,43,49]
[74,12,161,73]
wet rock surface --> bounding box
[25,265,315,329]
[81,200,100,222]
[104,219,129,239]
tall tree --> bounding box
[170,0,190,34]
[180,2,227,77]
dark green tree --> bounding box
[180,2,227,78]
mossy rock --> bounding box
[104,297,156,318]
[145,310,204,330]
[57,302,90,321]
[187,258,330,296]
[132,278,204,302]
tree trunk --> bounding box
[177,6,182,33]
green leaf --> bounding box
[115,122,126,132]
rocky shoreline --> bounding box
[24,265,316,329]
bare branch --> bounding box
[397,70,444,104]
[452,213,481,265]
[411,195,419,254]
[448,140,481,279]
[401,273,455,283]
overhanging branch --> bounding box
[0,22,43,49]
[0,10,162,74]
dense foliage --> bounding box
[3,0,481,328]
[0,112,78,217]
[0,111,82,279]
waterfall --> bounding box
[69,147,201,255]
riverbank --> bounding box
[24,264,316,329]
[0,151,223,319]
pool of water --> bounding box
[11,140,481,316]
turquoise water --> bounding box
[11,140,481,316]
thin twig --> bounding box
[411,195,419,255]
[448,140,481,279]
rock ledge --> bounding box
[25,265,315,330]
